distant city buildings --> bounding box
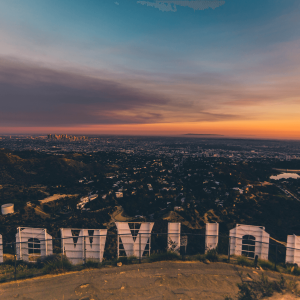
[1,135,300,160]
[47,134,88,141]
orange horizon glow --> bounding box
[1,120,300,140]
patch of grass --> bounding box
[237,282,257,300]
[255,273,274,298]
[272,275,287,293]
[0,259,43,282]
[286,264,300,276]
[286,278,299,295]
[237,256,254,267]
[85,260,101,268]
[1,259,15,266]
[193,253,206,261]
[148,251,181,262]
[41,255,73,274]
[257,259,275,271]
[228,273,300,300]
[205,249,219,262]
[117,255,137,265]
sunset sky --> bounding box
[0,0,300,139]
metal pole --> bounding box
[18,227,22,261]
[117,233,119,259]
[275,245,278,271]
[139,233,141,264]
[83,236,86,265]
[182,235,185,261]
[44,229,47,257]
[228,236,230,262]
[61,231,64,270]
[14,242,17,280]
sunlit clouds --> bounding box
[0,0,300,138]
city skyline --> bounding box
[0,0,299,139]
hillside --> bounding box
[0,261,298,300]
[0,150,92,185]
[1,148,300,249]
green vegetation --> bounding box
[257,259,275,271]
[204,249,219,262]
[225,273,300,300]
[286,264,300,276]
[1,251,300,284]
[40,255,73,274]
[237,256,254,267]
[147,251,180,262]
[117,255,137,265]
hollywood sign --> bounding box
[0,223,299,266]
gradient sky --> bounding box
[0,0,300,138]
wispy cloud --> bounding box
[0,59,170,126]
[137,0,225,12]
[0,58,246,127]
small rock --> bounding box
[117,262,122,267]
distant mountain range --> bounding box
[184,134,224,136]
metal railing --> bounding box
[0,232,299,282]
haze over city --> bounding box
[0,0,299,139]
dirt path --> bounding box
[1,261,296,300]
[110,206,132,222]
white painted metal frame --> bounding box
[286,235,300,266]
[229,224,269,260]
[205,223,219,253]
[15,227,53,262]
[60,228,107,265]
[115,222,154,258]
[168,223,181,252]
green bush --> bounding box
[42,255,73,274]
[286,264,300,276]
[227,274,296,300]
[85,260,101,268]
[194,253,206,261]
[237,256,254,267]
[2,259,15,266]
[237,282,257,300]
[257,259,274,270]
[117,255,137,265]
[205,249,219,262]
[148,251,180,262]
[272,275,287,293]
[255,273,274,298]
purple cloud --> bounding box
[0,58,169,126]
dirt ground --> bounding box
[0,261,298,300]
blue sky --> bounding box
[1,0,298,71]
[0,0,300,138]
